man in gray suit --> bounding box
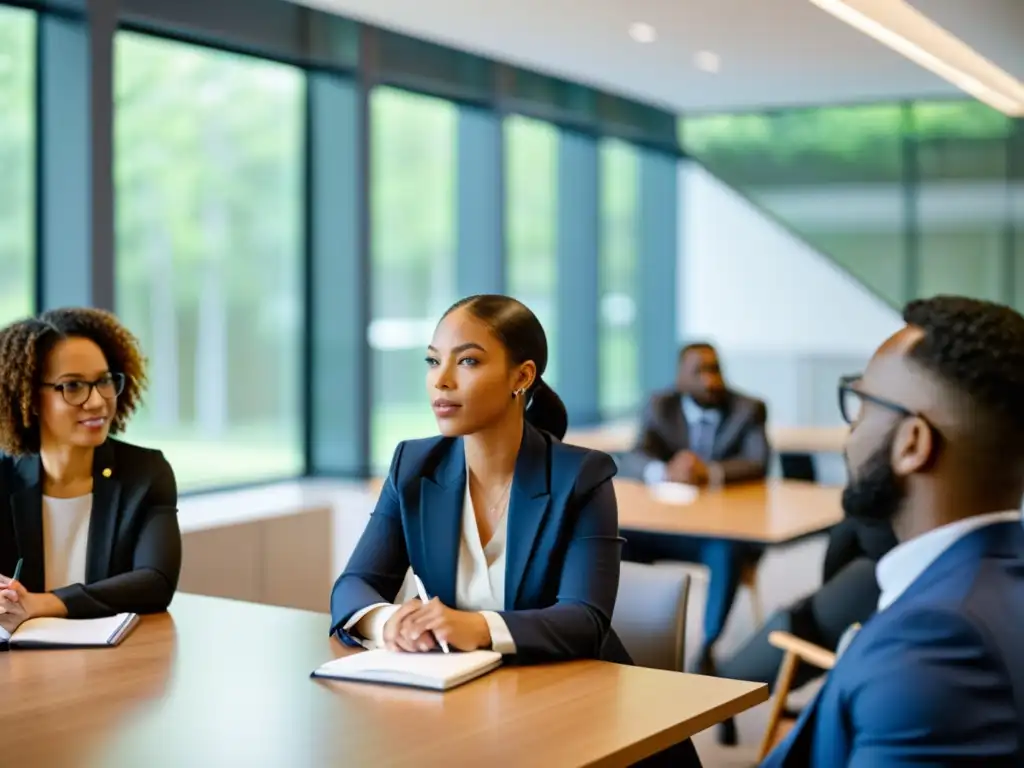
[619,342,769,484]
[620,343,770,673]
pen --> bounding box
[413,574,450,654]
[11,558,22,584]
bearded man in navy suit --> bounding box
[763,296,1024,767]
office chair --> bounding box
[612,561,691,671]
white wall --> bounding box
[679,162,902,356]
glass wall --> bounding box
[683,105,907,307]
[598,138,640,418]
[505,115,559,385]
[369,87,457,471]
[1014,121,1024,310]
[682,101,1024,312]
[0,7,35,326]
[913,101,1011,301]
[114,33,306,490]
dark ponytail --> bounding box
[525,376,568,441]
[442,294,569,439]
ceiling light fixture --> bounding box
[810,0,1024,116]
[694,51,721,74]
[628,22,657,44]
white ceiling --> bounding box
[296,0,1024,113]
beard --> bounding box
[842,428,904,525]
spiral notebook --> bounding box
[312,649,502,691]
[0,613,139,650]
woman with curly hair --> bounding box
[0,307,181,635]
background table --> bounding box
[564,422,849,457]
[1,594,767,767]
[616,479,842,544]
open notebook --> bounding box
[312,649,502,691]
[0,613,139,650]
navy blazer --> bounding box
[763,521,1024,767]
[0,439,181,619]
[330,424,631,665]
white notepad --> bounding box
[651,482,699,505]
[312,649,502,691]
[0,613,139,649]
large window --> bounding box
[0,7,35,326]
[1014,122,1024,311]
[682,102,1024,312]
[505,115,559,385]
[913,101,1010,302]
[114,33,305,490]
[683,106,908,307]
[598,139,640,418]
[369,87,457,471]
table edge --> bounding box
[583,682,770,767]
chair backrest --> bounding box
[779,452,817,482]
[611,561,690,671]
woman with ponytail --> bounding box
[330,294,626,664]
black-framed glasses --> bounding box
[838,374,915,425]
[41,373,126,407]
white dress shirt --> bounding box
[643,396,722,485]
[42,494,92,591]
[876,509,1022,612]
[344,483,517,654]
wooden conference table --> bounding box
[616,479,842,544]
[1,594,768,767]
[364,476,843,545]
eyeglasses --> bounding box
[41,373,126,407]
[838,374,915,425]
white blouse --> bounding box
[345,483,517,654]
[42,494,92,591]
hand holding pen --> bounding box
[413,575,450,654]
[0,559,23,623]
[380,573,493,653]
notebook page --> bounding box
[315,649,501,686]
[12,614,135,647]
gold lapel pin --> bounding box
[102,468,112,478]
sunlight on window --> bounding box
[114,32,305,490]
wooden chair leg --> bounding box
[758,650,800,761]
[749,580,763,627]
[741,562,763,626]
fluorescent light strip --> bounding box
[811,0,1024,116]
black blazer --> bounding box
[0,438,181,618]
[331,423,632,665]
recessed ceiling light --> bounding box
[628,22,657,44]
[694,50,721,73]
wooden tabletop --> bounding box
[564,421,849,455]
[769,425,848,454]
[1,594,767,768]
[616,479,842,544]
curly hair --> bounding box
[904,296,1024,446]
[0,307,147,456]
